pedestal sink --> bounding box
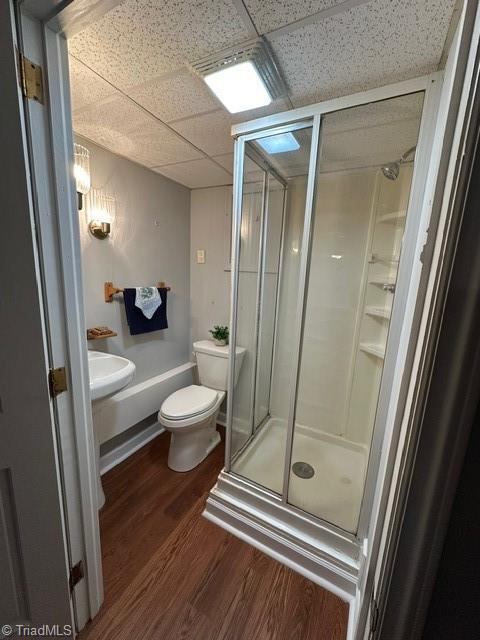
[88,350,136,400]
[88,350,135,509]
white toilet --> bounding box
[158,340,245,472]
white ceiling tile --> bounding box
[69,0,251,91]
[212,153,234,173]
[230,98,291,123]
[72,94,203,167]
[170,110,234,156]
[170,98,292,157]
[129,69,219,122]
[323,93,425,135]
[271,0,456,107]
[68,56,116,112]
[320,118,422,172]
[153,158,232,188]
[245,0,343,34]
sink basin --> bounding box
[88,350,135,401]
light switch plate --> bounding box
[197,249,206,264]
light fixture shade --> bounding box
[192,37,287,114]
[73,143,91,195]
[87,188,115,224]
[205,61,271,113]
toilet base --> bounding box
[167,417,221,472]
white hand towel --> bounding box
[135,287,162,319]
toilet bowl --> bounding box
[158,340,245,472]
[159,385,225,471]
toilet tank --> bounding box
[193,340,246,391]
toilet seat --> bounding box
[160,384,218,421]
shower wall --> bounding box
[269,176,307,423]
[270,170,376,439]
[270,167,412,447]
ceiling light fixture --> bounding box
[257,132,300,154]
[205,61,271,113]
[192,37,287,114]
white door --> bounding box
[0,1,73,635]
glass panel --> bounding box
[253,176,285,430]
[231,124,313,493]
[287,92,425,532]
[230,158,265,458]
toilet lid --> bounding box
[161,385,218,420]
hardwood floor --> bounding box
[79,430,348,640]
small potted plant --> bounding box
[209,325,229,346]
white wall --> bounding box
[78,136,191,385]
[294,169,377,439]
[190,186,232,345]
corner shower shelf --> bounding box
[365,306,391,320]
[377,210,407,224]
[359,343,385,359]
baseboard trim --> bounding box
[100,422,165,475]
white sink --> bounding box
[88,350,135,401]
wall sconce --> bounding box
[73,143,91,210]
[87,188,115,240]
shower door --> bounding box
[229,149,287,459]
[227,90,427,535]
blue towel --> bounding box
[123,288,168,335]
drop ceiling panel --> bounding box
[230,98,291,123]
[73,94,203,167]
[129,69,220,123]
[170,110,234,156]
[323,92,425,135]
[68,0,251,91]
[271,0,455,107]
[213,153,234,173]
[170,98,292,157]
[244,0,344,34]
[69,56,116,112]
[153,158,232,188]
[320,118,422,172]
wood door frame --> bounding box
[0,0,74,630]
[15,0,104,626]
[14,0,480,638]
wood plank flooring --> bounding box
[79,430,348,640]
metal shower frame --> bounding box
[224,72,443,543]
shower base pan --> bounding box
[232,418,368,532]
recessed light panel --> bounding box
[204,61,271,114]
[257,132,300,154]
[192,38,287,115]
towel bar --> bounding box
[104,281,171,303]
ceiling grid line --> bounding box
[263,0,375,40]
[69,53,234,178]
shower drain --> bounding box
[292,461,315,479]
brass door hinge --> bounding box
[19,52,44,104]
[69,560,84,591]
[49,367,68,397]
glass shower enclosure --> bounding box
[227,90,425,534]
[205,74,442,611]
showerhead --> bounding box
[382,162,400,181]
[381,145,417,181]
